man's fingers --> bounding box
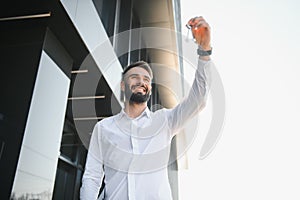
[188,16,208,28]
[192,16,203,21]
[187,17,200,26]
[194,21,210,29]
[188,16,202,24]
[186,16,211,48]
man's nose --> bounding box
[136,77,145,85]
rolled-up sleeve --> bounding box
[80,123,104,200]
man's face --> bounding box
[122,67,152,104]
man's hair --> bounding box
[122,61,153,80]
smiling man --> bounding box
[80,16,214,200]
[122,61,153,111]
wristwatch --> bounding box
[197,47,212,56]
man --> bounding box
[80,16,213,200]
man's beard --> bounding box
[124,83,151,104]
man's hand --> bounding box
[187,16,211,51]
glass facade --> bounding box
[1,0,180,199]
[10,51,70,199]
[93,0,117,38]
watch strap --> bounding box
[197,47,212,56]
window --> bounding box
[93,0,117,38]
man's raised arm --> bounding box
[167,16,213,133]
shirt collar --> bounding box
[118,107,151,120]
[144,107,151,118]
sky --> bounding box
[179,0,300,199]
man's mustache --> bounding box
[131,84,149,93]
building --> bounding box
[0,0,184,199]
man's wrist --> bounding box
[197,46,212,56]
[197,45,212,61]
[199,55,211,61]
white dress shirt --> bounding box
[80,59,212,200]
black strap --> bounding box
[197,47,212,56]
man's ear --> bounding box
[120,80,125,102]
[121,80,125,92]
[149,84,152,96]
